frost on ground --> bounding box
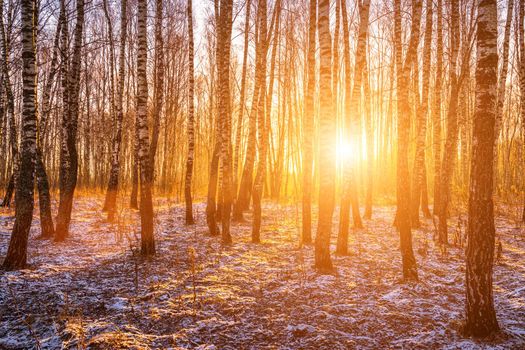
[0,196,524,349]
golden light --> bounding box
[336,139,362,164]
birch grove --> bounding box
[2,0,524,343]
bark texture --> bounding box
[252,0,270,243]
[437,0,461,245]
[337,0,369,255]
[464,0,499,337]
[393,0,421,281]
[301,0,316,245]
[55,0,84,241]
[103,0,127,220]
[233,0,268,221]
[217,0,234,244]
[314,0,335,271]
[104,0,128,221]
[137,0,155,255]
[2,0,37,270]
[432,0,443,216]
[185,0,196,225]
[410,0,433,227]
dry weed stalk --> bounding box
[188,247,197,312]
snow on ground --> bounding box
[0,196,524,349]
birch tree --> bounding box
[233,0,252,197]
[185,0,195,225]
[2,0,37,270]
[251,0,271,242]
[519,0,525,221]
[217,0,234,244]
[437,0,460,245]
[103,0,127,221]
[315,0,335,271]
[234,0,266,221]
[410,0,433,226]
[337,0,369,255]
[150,0,164,182]
[55,0,84,241]
[432,0,443,214]
[137,0,155,255]
[464,0,499,336]
[301,0,316,245]
[0,0,16,208]
[393,0,421,280]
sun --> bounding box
[336,139,364,164]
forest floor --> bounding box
[0,195,524,349]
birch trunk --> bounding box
[493,0,513,151]
[437,0,460,245]
[137,0,155,255]
[184,0,196,224]
[0,0,16,208]
[518,0,525,221]
[104,0,127,220]
[410,0,433,227]
[233,0,265,220]
[432,0,443,215]
[55,0,84,241]
[35,1,63,238]
[337,0,369,255]
[464,0,499,336]
[150,0,164,182]
[301,0,316,245]
[252,0,271,243]
[2,0,37,270]
[233,0,252,197]
[315,0,335,271]
[217,0,234,244]
[394,0,421,281]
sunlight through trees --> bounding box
[0,0,522,346]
